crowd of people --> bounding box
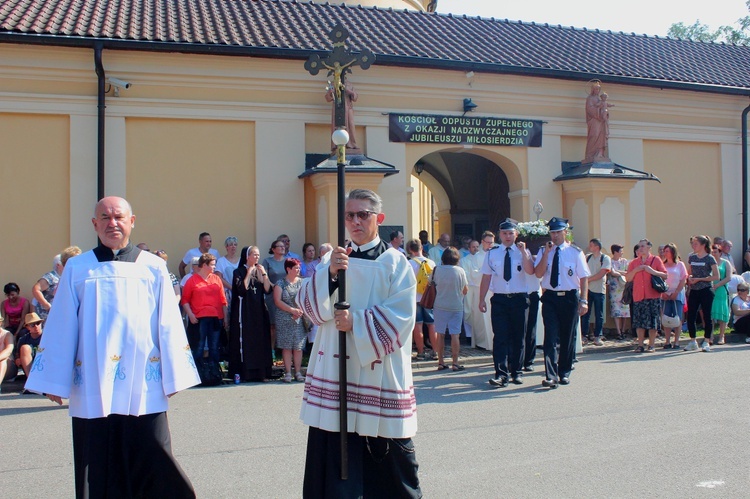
[4,217,750,393]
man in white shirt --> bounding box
[389,230,406,254]
[534,217,590,388]
[479,219,534,386]
[179,232,219,277]
[25,196,200,497]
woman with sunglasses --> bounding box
[685,235,719,352]
[709,244,732,345]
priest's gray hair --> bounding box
[346,188,382,213]
[93,196,133,216]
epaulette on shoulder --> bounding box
[570,244,583,252]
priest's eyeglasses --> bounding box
[344,210,378,221]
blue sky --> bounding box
[436,0,748,37]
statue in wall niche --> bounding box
[326,80,359,151]
[583,80,614,164]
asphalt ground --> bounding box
[2,340,749,498]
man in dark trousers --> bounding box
[25,196,200,497]
[296,188,420,498]
[534,217,590,388]
[479,219,534,387]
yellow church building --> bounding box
[0,0,748,290]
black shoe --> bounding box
[542,379,558,389]
[489,377,508,387]
[522,366,534,372]
[511,377,523,385]
[560,377,570,385]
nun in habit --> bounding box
[229,246,273,382]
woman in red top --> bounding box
[626,239,667,352]
[181,253,228,366]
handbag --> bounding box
[649,257,669,293]
[661,299,681,329]
[419,268,436,309]
[621,281,633,305]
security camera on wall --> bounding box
[107,77,132,97]
[108,77,131,89]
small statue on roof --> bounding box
[583,80,615,164]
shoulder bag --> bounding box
[661,299,681,329]
[621,280,633,305]
[650,257,668,293]
[419,268,437,309]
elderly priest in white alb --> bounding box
[25,196,200,498]
[296,188,421,498]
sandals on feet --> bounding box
[437,364,448,371]
[282,373,292,383]
[452,364,465,371]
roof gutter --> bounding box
[0,32,749,97]
[742,102,750,258]
[94,42,105,201]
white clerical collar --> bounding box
[350,236,381,253]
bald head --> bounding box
[92,196,135,250]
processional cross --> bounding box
[304,23,375,481]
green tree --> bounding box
[668,0,750,45]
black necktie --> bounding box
[504,247,511,282]
[550,247,560,288]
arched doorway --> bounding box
[412,150,512,243]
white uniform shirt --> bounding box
[481,244,531,294]
[526,268,542,293]
[535,242,591,291]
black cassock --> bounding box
[229,266,273,381]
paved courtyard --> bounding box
[2,343,748,498]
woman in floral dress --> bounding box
[607,244,630,339]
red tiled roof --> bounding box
[0,0,749,94]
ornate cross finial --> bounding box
[305,23,375,129]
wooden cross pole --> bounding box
[304,23,374,481]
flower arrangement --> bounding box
[517,220,549,239]
[517,219,574,243]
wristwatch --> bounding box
[578,299,588,305]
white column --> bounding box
[366,126,408,232]
[610,138,645,243]
[255,120,306,248]
[720,143,742,263]
[527,134,563,216]
[69,114,98,248]
[105,116,127,198]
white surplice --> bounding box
[25,250,200,418]
[460,250,493,350]
[296,248,417,439]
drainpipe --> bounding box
[743,103,750,258]
[94,43,106,201]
